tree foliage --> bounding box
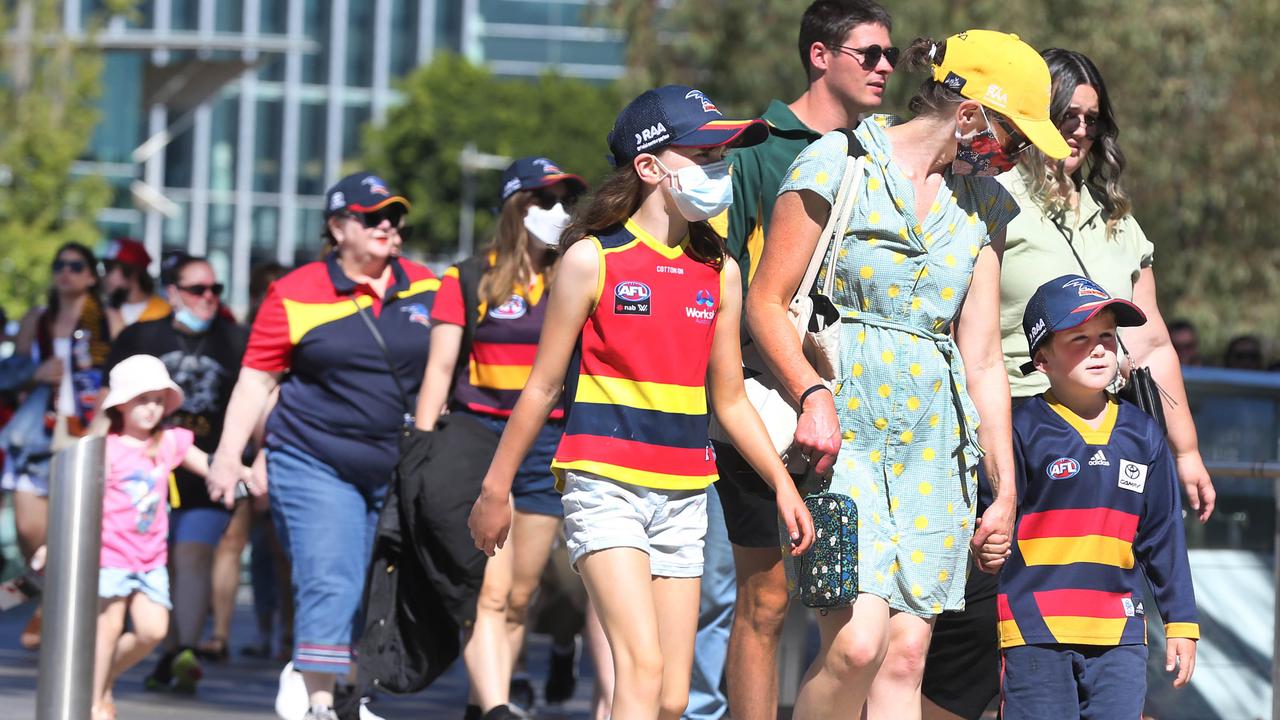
[0,0,133,316]
[597,0,1280,353]
[364,54,622,257]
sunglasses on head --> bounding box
[177,282,224,297]
[52,259,88,274]
[1057,112,1102,139]
[831,44,899,69]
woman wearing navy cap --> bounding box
[206,172,438,720]
[468,86,814,720]
[415,156,586,719]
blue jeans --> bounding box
[1001,644,1147,719]
[268,442,385,675]
[685,483,735,720]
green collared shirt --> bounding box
[714,99,822,288]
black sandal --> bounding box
[195,636,229,663]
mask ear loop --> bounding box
[928,43,938,64]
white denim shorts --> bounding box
[561,469,707,578]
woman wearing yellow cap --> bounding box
[746,30,1068,719]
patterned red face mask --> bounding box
[952,107,1023,177]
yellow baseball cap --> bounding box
[931,30,1070,160]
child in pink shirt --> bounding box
[89,354,241,720]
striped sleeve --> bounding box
[1134,433,1200,639]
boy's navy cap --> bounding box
[324,171,410,218]
[1020,274,1147,375]
[500,156,587,203]
[607,85,769,166]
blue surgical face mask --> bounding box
[175,306,212,333]
[654,157,733,222]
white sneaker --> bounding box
[358,698,387,720]
[275,662,309,720]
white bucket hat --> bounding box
[101,354,184,416]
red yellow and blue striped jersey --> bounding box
[997,392,1199,648]
[431,256,562,419]
[551,219,724,491]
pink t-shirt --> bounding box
[101,428,194,571]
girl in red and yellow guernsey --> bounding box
[468,85,816,720]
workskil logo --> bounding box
[685,289,716,323]
[614,281,652,316]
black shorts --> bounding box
[922,561,1000,719]
[713,441,789,548]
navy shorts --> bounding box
[470,412,564,518]
[170,507,232,546]
[1001,643,1147,719]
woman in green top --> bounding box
[919,48,1217,720]
[748,30,1069,719]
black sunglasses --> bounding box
[831,44,899,69]
[52,259,88,274]
[990,112,1034,156]
[1057,112,1103,139]
[529,188,578,211]
[177,282,225,297]
[342,207,407,230]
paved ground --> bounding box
[0,595,599,719]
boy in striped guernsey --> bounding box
[468,85,815,720]
[998,274,1198,718]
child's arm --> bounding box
[415,323,463,431]
[468,240,599,556]
[180,445,210,477]
[707,262,814,555]
[1134,435,1199,687]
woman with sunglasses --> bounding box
[919,48,1217,720]
[101,254,248,692]
[205,172,437,720]
[5,242,111,650]
[414,157,586,719]
[747,31,1069,719]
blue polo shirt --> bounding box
[244,254,439,486]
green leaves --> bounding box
[363,55,621,256]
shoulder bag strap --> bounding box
[351,298,414,430]
[797,128,869,303]
[1054,221,1135,359]
[456,256,485,366]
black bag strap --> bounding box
[456,255,487,366]
[352,298,414,430]
[1052,221,1133,359]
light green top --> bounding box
[998,171,1155,397]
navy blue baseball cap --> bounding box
[500,157,587,203]
[324,171,410,219]
[1020,274,1146,375]
[607,85,768,166]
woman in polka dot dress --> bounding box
[746,31,1071,719]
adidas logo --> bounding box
[1088,450,1110,467]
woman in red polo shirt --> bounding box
[414,157,586,719]
[206,173,438,720]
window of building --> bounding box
[209,95,239,193]
[216,0,244,33]
[91,53,144,164]
[301,0,331,85]
[345,2,375,87]
[296,101,327,196]
[342,104,371,165]
[390,0,421,77]
[253,99,284,193]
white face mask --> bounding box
[524,202,570,247]
[655,157,733,222]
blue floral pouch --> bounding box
[797,492,858,609]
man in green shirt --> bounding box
[700,2,896,718]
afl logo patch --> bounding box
[1046,457,1080,480]
[489,295,528,320]
[614,281,651,316]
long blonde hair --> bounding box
[478,191,556,310]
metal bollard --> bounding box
[35,435,106,720]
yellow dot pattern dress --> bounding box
[778,118,1019,615]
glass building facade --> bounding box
[76,0,625,314]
